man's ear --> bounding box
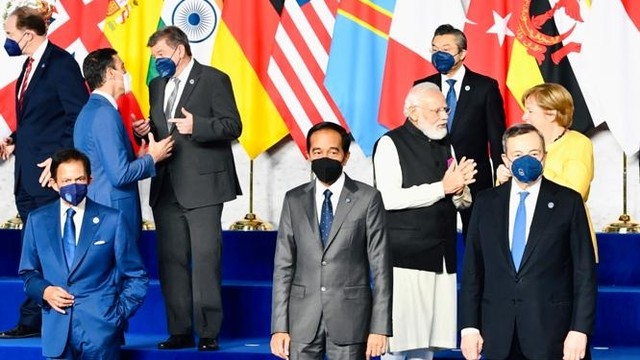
[49,178,59,192]
[342,151,351,167]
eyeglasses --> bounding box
[416,106,451,115]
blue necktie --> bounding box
[445,79,457,131]
[63,208,76,270]
[319,189,333,248]
[511,191,529,271]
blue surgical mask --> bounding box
[59,183,88,206]
[3,34,25,57]
[431,51,455,74]
[511,155,543,183]
[155,47,178,79]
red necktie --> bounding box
[18,57,34,110]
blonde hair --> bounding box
[521,83,574,128]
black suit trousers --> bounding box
[153,177,224,338]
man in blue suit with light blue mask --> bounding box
[19,148,148,359]
[74,48,174,240]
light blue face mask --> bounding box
[511,155,543,183]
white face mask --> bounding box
[122,72,132,94]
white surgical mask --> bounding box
[122,72,132,94]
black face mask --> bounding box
[311,157,343,184]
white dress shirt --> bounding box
[163,57,195,118]
[314,172,345,223]
[59,198,86,245]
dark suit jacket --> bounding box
[460,178,596,359]
[12,42,88,198]
[414,67,505,193]
[147,61,241,208]
[19,199,148,358]
[74,93,155,238]
[271,175,393,345]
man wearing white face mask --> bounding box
[373,83,476,360]
[74,48,174,239]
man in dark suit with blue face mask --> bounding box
[460,124,596,360]
[134,25,242,351]
[415,24,506,242]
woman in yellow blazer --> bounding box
[496,83,597,260]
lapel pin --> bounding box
[189,79,195,85]
[93,217,100,224]
[464,85,470,91]
[548,202,554,209]
[345,198,351,203]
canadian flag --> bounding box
[569,0,640,155]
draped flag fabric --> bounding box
[0,0,109,137]
[212,0,288,159]
[464,0,594,133]
[569,0,640,155]
[268,0,346,156]
[325,0,393,157]
[103,0,164,154]
[378,0,466,131]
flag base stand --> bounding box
[603,214,640,234]
[1,214,23,230]
[229,213,274,231]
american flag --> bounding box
[267,0,348,156]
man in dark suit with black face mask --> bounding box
[415,24,506,241]
[271,122,393,360]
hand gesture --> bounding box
[132,114,151,137]
[167,107,194,135]
[146,133,174,163]
[270,332,290,359]
[43,286,75,314]
[443,156,477,195]
[37,157,52,187]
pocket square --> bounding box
[93,240,106,245]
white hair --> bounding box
[403,82,442,117]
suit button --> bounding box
[320,286,326,292]
[514,276,520,283]
[321,261,327,266]
[67,282,72,287]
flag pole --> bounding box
[603,152,640,233]
[229,159,274,231]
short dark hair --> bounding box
[51,149,91,180]
[306,122,351,154]
[83,48,118,91]
[147,26,193,57]
[433,24,467,51]
[11,6,47,36]
[502,123,546,154]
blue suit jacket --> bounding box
[18,198,148,358]
[74,93,155,238]
[13,42,88,199]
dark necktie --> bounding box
[18,57,34,110]
[164,77,181,131]
[445,79,457,131]
[511,191,529,270]
[63,208,76,270]
[319,189,333,248]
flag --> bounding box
[212,0,288,159]
[268,0,346,156]
[103,0,164,153]
[0,0,109,137]
[158,0,222,64]
[464,0,594,132]
[569,0,640,155]
[325,0,393,156]
[378,0,466,130]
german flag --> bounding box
[212,0,289,160]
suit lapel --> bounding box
[151,77,170,138]
[493,183,516,273]
[69,200,101,276]
[520,178,556,270]
[324,176,357,252]
[173,61,201,119]
[22,43,52,105]
[44,203,67,273]
[302,182,323,253]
